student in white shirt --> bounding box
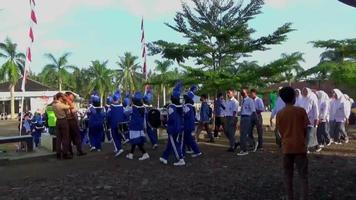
[294,89,303,107]
[237,88,256,156]
[316,90,331,147]
[300,87,320,152]
[224,88,239,152]
[249,88,264,151]
[329,89,349,144]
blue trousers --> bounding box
[89,126,104,150]
[32,131,41,147]
[182,129,200,155]
[147,126,158,146]
[111,126,122,151]
[162,132,183,161]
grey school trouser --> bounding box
[224,116,237,148]
[240,116,252,152]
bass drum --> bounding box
[147,109,162,129]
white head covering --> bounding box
[333,89,346,102]
[295,89,303,107]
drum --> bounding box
[147,109,162,129]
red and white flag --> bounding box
[141,17,147,80]
[21,1,37,91]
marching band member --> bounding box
[126,92,150,160]
[88,93,106,152]
[329,89,348,144]
[160,82,186,166]
[182,86,202,157]
[107,89,125,157]
[122,92,131,143]
[143,86,159,149]
[103,96,113,143]
[32,114,45,147]
[316,90,331,147]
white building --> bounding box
[0,79,59,116]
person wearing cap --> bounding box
[182,86,202,157]
[32,113,45,147]
[121,92,131,143]
[143,86,159,149]
[126,92,150,161]
[160,82,186,166]
[53,92,74,159]
[103,96,113,143]
[65,92,86,156]
[107,89,125,157]
[88,93,106,152]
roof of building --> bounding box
[0,79,55,92]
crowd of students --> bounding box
[271,87,354,153]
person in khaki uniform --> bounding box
[53,93,74,159]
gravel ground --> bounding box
[0,127,356,200]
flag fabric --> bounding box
[29,27,34,42]
[141,17,147,80]
[21,1,37,92]
[31,10,37,24]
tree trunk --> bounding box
[157,93,160,108]
[10,84,16,119]
[288,80,292,87]
[163,85,166,106]
[100,94,104,107]
[59,75,62,92]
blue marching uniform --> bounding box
[107,104,125,152]
[88,106,106,151]
[161,104,184,161]
[145,105,159,147]
[128,105,146,145]
[32,116,45,147]
[183,103,201,155]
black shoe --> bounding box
[227,148,234,152]
[77,151,87,156]
[56,153,61,160]
[233,142,240,150]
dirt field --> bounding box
[0,124,356,200]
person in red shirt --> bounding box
[276,87,309,200]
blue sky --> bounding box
[0,0,355,74]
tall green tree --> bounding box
[149,0,294,92]
[301,39,356,86]
[88,60,114,106]
[0,38,25,119]
[41,53,76,91]
[117,52,142,93]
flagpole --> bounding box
[19,0,37,139]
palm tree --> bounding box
[0,38,26,119]
[116,52,142,93]
[42,52,76,91]
[154,60,173,106]
[88,60,114,106]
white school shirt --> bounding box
[253,97,264,113]
[240,97,256,116]
[330,89,348,122]
[225,97,239,117]
[300,88,319,126]
[271,97,285,119]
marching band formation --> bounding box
[20,82,354,167]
